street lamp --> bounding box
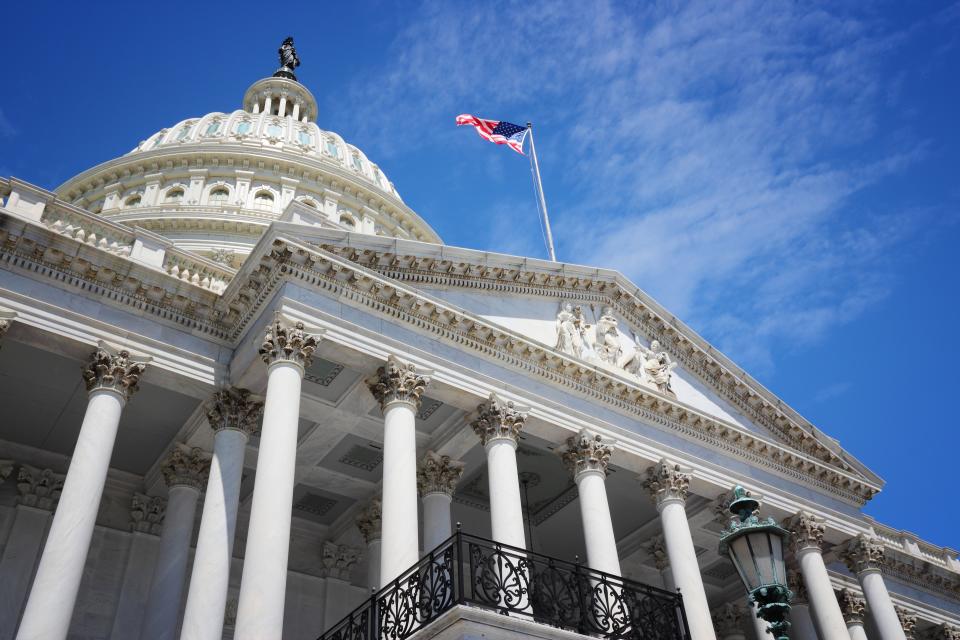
[718,486,792,640]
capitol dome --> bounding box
[55,73,441,269]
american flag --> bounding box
[456,114,528,155]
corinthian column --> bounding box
[785,568,817,640]
[838,588,869,640]
[470,393,527,550]
[234,318,318,640]
[17,346,147,640]
[783,511,849,639]
[140,446,209,640]
[356,500,382,590]
[711,603,746,640]
[932,624,960,640]
[0,310,15,344]
[180,388,262,640]
[366,356,429,587]
[561,430,620,576]
[417,451,464,553]
[642,459,716,640]
[895,607,917,640]
[842,534,906,640]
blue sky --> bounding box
[1,1,958,547]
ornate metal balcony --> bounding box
[318,530,691,640]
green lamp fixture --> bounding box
[718,486,792,640]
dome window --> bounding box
[176,126,194,141]
[325,138,339,158]
[266,123,283,139]
[235,120,252,136]
[373,167,383,186]
[124,195,141,208]
[297,130,312,146]
[205,120,222,137]
[351,153,363,172]
[253,191,275,210]
[209,188,230,205]
[165,188,185,203]
[339,214,356,228]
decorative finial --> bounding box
[274,37,301,81]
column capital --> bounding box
[470,392,527,446]
[365,355,429,411]
[130,492,166,534]
[783,511,826,553]
[836,588,865,626]
[647,533,670,571]
[0,309,16,343]
[355,499,382,543]
[416,450,465,497]
[711,602,744,637]
[841,534,886,574]
[259,315,319,370]
[932,623,960,640]
[82,343,148,400]
[895,606,917,639]
[206,387,264,436]
[161,444,211,490]
[16,464,65,510]
[319,542,361,580]
[0,459,13,481]
[642,458,690,506]
[561,429,613,478]
[787,567,808,605]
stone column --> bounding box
[0,464,60,640]
[366,356,429,587]
[17,346,146,640]
[109,494,163,640]
[180,388,262,640]
[320,542,362,622]
[895,607,916,640]
[470,393,527,550]
[783,511,849,639]
[234,319,318,640]
[647,534,674,592]
[417,451,464,554]
[642,459,716,640]
[712,603,747,640]
[139,446,209,640]
[561,430,620,576]
[842,534,907,640]
[356,500,382,591]
[838,588,868,640]
[785,568,817,640]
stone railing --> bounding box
[868,518,960,573]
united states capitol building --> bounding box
[0,41,957,640]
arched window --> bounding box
[351,153,363,171]
[325,138,339,158]
[339,214,356,228]
[176,125,194,141]
[125,195,141,208]
[253,191,275,210]
[165,188,185,203]
[209,188,229,205]
[235,120,252,135]
[205,120,222,136]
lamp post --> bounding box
[718,486,792,640]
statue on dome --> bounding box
[274,37,301,81]
[556,302,589,358]
[594,306,622,365]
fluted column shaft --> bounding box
[17,348,146,640]
[644,460,716,640]
[234,319,317,640]
[139,476,202,640]
[563,430,619,576]
[366,356,429,587]
[843,535,906,640]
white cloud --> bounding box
[339,0,940,373]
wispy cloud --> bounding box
[0,109,17,137]
[339,0,944,373]
[813,381,852,403]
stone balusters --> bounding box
[0,465,64,639]
[181,387,263,640]
[470,393,528,550]
[234,318,318,640]
[17,345,147,640]
[838,588,868,640]
[711,603,747,640]
[783,511,850,639]
[356,499,382,590]
[561,429,620,576]
[842,534,907,640]
[417,451,464,553]
[366,356,429,587]
[642,459,716,640]
[140,445,209,640]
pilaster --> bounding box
[319,542,361,581]
[16,465,64,510]
[711,603,746,640]
[129,493,166,535]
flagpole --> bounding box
[526,122,557,262]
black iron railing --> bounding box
[318,530,691,640]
